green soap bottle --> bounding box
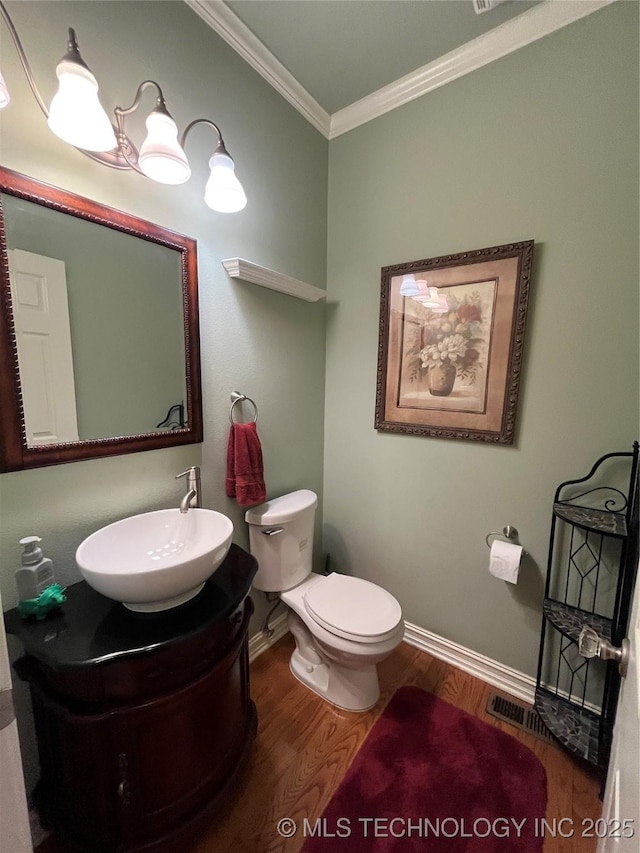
[15,536,55,601]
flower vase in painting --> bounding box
[399,282,495,413]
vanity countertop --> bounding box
[3,543,257,671]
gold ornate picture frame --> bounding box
[375,241,534,444]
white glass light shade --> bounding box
[430,295,450,313]
[204,152,247,213]
[413,285,441,307]
[400,274,419,296]
[47,60,116,152]
[138,111,191,185]
[0,71,11,109]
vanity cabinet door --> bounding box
[29,680,121,849]
[113,615,253,849]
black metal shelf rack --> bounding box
[535,443,639,769]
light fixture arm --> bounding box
[0,0,49,116]
[180,118,228,156]
[115,79,166,120]
[179,118,246,212]
[113,80,168,175]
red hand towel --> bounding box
[225,421,266,506]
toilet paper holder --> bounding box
[485,525,527,555]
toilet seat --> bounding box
[303,573,402,644]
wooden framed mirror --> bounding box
[0,167,202,472]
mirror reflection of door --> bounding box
[3,192,188,444]
[8,248,80,445]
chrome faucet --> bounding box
[176,466,201,513]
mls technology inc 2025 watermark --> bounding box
[276,816,635,841]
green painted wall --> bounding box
[0,0,327,788]
[324,2,639,677]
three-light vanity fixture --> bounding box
[0,2,247,213]
[399,275,449,313]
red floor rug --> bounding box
[301,686,547,852]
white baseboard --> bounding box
[248,612,289,663]
[248,614,537,704]
[402,622,537,704]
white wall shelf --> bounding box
[221,258,326,303]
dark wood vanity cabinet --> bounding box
[5,544,258,853]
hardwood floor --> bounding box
[36,633,602,853]
[193,635,603,853]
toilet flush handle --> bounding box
[262,527,284,536]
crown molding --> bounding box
[186,0,616,141]
[184,0,331,137]
[329,0,616,138]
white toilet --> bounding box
[245,489,404,711]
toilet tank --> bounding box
[245,490,318,592]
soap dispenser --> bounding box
[15,536,56,601]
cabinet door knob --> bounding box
[117,779,131,808]
[578,625,629,677]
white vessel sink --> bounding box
[76,508,233,612]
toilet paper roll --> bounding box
[489,539,522,584]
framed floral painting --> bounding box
[375,241,534,444]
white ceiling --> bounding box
[186,0,616,137]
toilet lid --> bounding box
[304,573,402,640]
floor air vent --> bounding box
[486,693,555,744]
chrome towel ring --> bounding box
[229,391,258,424]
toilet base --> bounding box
[289,647,380,712]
